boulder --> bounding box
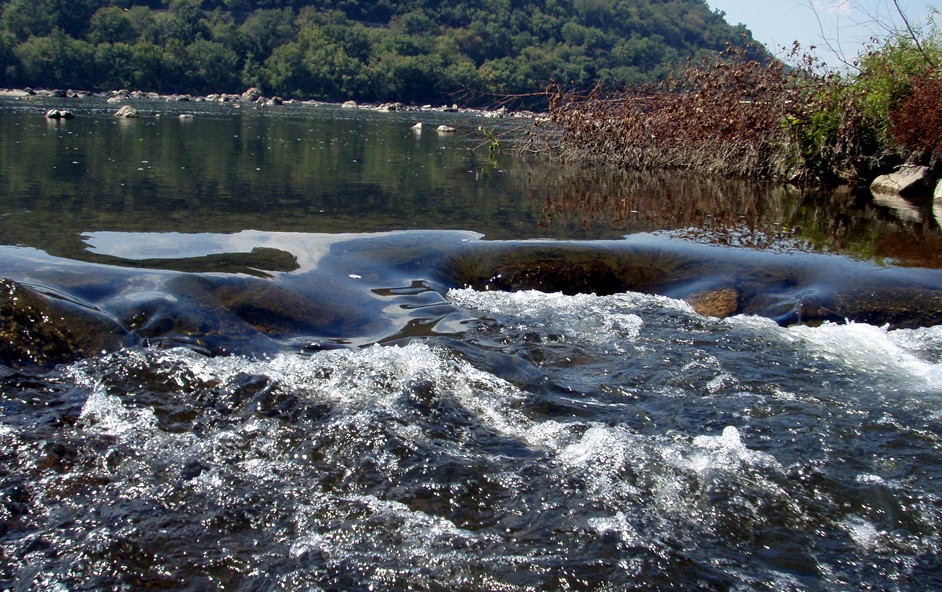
[45,109,74,120]
[684,288,740,318]
[241,87,262,102]
[0,277,129,369]
[107,89,131,103]
[436,125,457,133]
[114,105,140,118]
[342,100,358,109]
[870,165,935,197]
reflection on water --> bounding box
[2,96,941,267]
[532,166,942,266]
[2,97,942,592]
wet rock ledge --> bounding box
[0,278,129,370]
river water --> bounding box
[1,97,941,590]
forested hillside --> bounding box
[0,0,757,105]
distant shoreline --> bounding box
[0,87,541,121]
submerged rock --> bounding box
[0,278,129,369]
[446,247,671,296]
[684,288,740,318]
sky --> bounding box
[706,0,939,67]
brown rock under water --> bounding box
[0,278,128,369]
[684,288,740,318]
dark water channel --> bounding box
[1,96,941,591]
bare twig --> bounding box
[891,0,935,66]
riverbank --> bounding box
[542,37,942,201]
[0,86,540,121]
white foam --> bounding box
[855,473,886,485]
[587,511,643,546]
[450,289,942,396]
[118,343,544,462]
[842,515,884,553]
[690,426,779,473]
[447,288,645,343]
[557,425,654,505]
[288,531,330,559]
[799,322,942,388]
[723,316,942,394]
[79,384,159,438]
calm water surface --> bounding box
[1,96,941,591]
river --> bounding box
[1,96,941,590]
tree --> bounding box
[14,29,94,88]
[0,0,764,105]
[89,6,138,44]
[259,40,304,96]
[185,39,240,93]
[155,0,208,45]
[236,8,295,58]
[0,29,17,85]
[127,40,166,89]
[1,0,58,41]
[92,42,135,89]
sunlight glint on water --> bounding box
[0,289,927,589]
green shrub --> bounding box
[543,22,942,187]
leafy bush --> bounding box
[542,45,808,181]
[890,67,942,155]
[543,22,942,186]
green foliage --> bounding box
[546,21,942,187]
[0,0,756,105]
[2,0,58,41]
[0,29,15,84]
[235,8,294,57]
[89,6,138,44]
[781,24,942,183]
[13,29,95,88]
[853,31,942,143]
[185,38,239,93]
